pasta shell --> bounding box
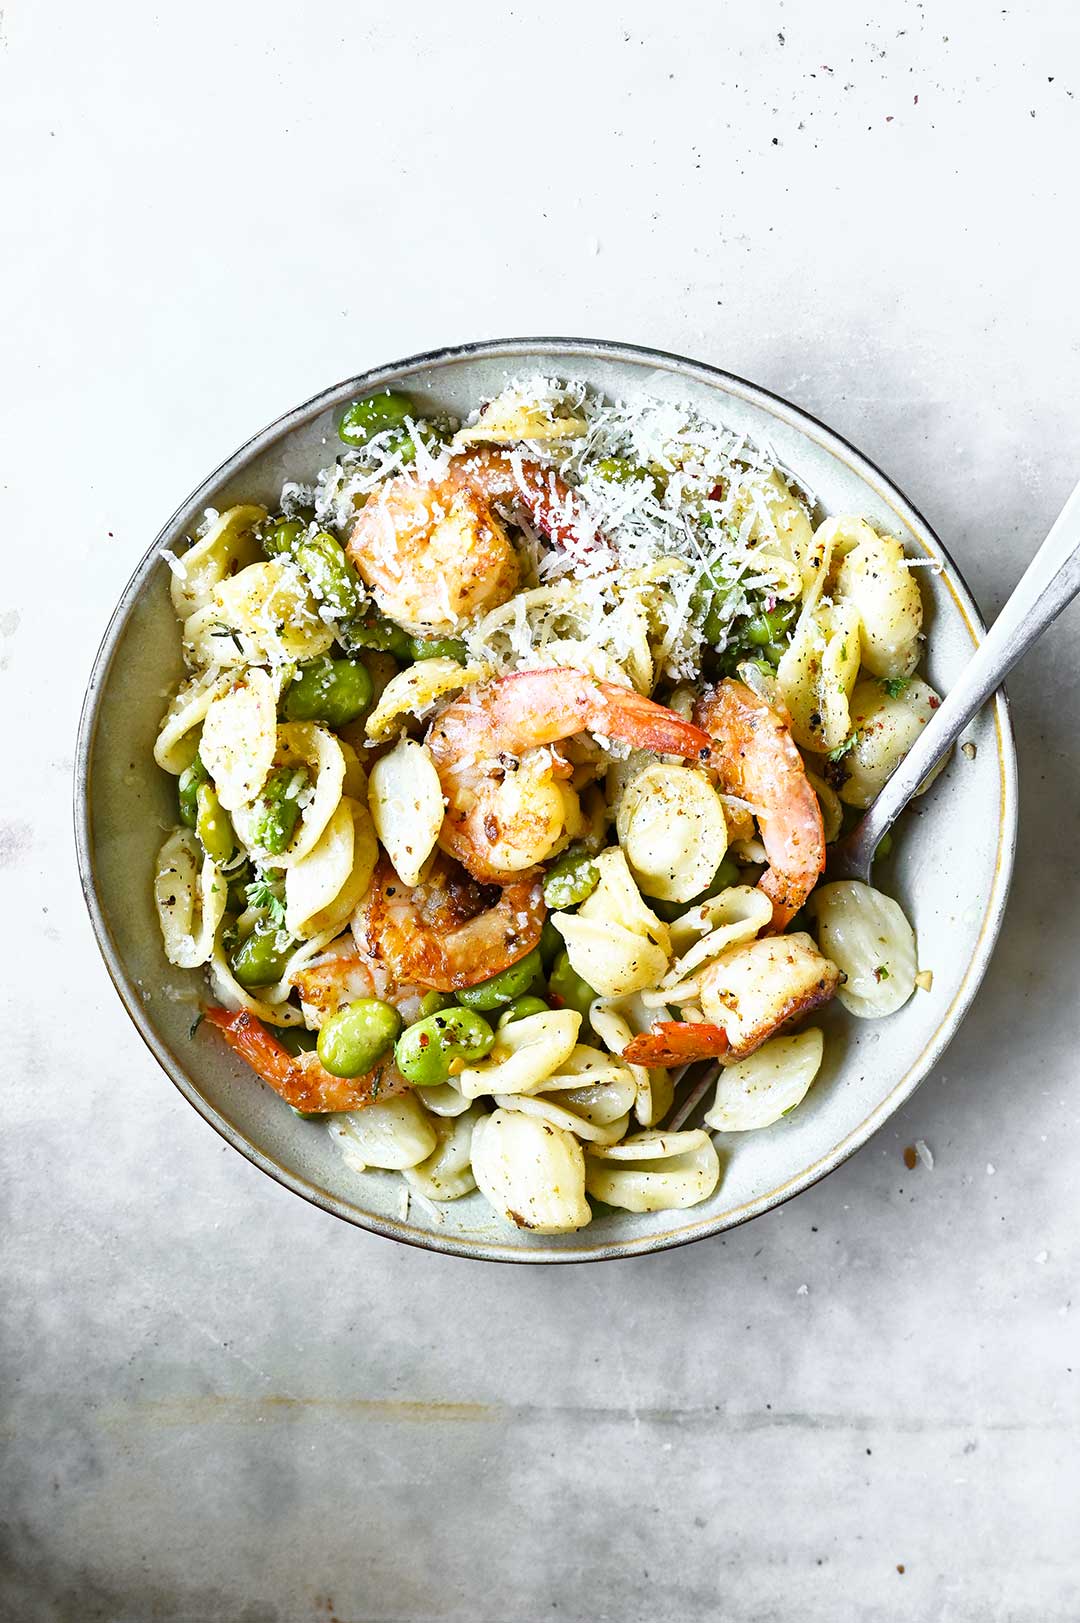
[153,828,226,969]
[704,1028,825,1132]
[368,737,446,887]
[835,529,923,679]
[330,1092,437,1172]
[471,1109,591,1233]
[169,504,266,620]
[552,915,669,1000]
[153,666,234,775]
[811,881,917,1018]
[285,797,378,940]
[616,763,728,903]
[834,678,946,809]
[458,1010,581,1101]
[403,1105,485,1201]
[199,668,277,810]
[584,1130,720,1213]
[365,658,489,743]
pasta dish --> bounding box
[153,378,940,1232]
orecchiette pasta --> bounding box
[776,599,862,754]
[615,763,728,902]
[457,1010,581,1100]
[284,797,378,939]
[153,829,226,969]
[367,736,445,887]
[365,657,489,743]
[153,666,233,775]
[233,722,346,868]
[471,1109,591,1233]
[184,559,336,669]
[835,525,922,678]
[811,881,917,1018]
[584,1130,721,1213]
[832,677,945,808]
[168,504,266,620]
[496,1045,638,1146]
[704,1028,825,1132]
[199,668,277,810]
[329,1092,437,1172]
[402,1105,485,1201]
[589,997,674,1128]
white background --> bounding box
[3,2,1079,1619]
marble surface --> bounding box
[3,1,1079,1618]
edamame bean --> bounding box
[548,951,597,1024]
[195,783,235,865]
[231,927,294,989]
[250,766,307,856]
[294,532,363,619]
[380,423,444,465]
[454,947,544,1012]
[409,636,468,664]
[696,567,739,647]
[260,516,305,557]
[339,391,416,447]
[340,614,415,662]
[542,847,599,910]
[317,998,402,1078]
[497,996,550,1029]
[177,755,208,828]
[394,1008,495,1087]
[594,456,660,496]
[539,917,563,971]
[419,991,454,1018]
[283,656,373,727]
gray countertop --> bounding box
[3,1,1078,1618]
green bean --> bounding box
[317,998,402,1078]
[250,766,307,856]
[177,755,208,829]
[454,947,544,1012]
[542,847,599,910]
[497,995,550,1029]
[419,991,455,1018]
[231,927,294,989]
[339,391,416,447]
[339,614,415,662]
[260,516,306,557]
[195,783,235,865]
[283,656,373,727]
[539,917,564,971]
[294,531,363,619]
[409,636,468,664]
[394,1008,495,1087]
[548,951,597,1024]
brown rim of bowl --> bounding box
[73,336,1018,1263]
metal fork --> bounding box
[665,477,1080,1131]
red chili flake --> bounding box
[418,1033,430,1049]
[928,695,940,708]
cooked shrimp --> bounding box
[428,668,712,885]
[204,1007,408,1113]
[346,448,592,637]
[623,1021,729,1068]
[291,936,425,1028]
[364,853,545,992]
[695,678,824,931]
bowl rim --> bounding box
[74,335,1018,1264]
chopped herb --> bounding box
[880,676,911,699]
[827,732,859,761]
[874,964,890,981]
[189,1012,204,1039]
[245,877,287,927]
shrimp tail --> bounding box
[489,670,712,758]
[622,1021,730,1068]
[204,1006,399,1113]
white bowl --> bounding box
[75,338,1017,1262]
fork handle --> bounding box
[851,478,1080,856]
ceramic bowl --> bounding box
[75,339,1017,1262]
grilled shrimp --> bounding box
[204,1007,408,1113]
[695,679,825,931]
[427,668,713,885]
[346,448,592,636]
[364,853,545,993]
[291,936,425,1028]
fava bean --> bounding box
[454,947,544,1012]
[195,783,235,865]
[231,926,294,989]
[419,991,454,1018]
[260,516,306,557]
[339,391,416,447]
[317,998,402,1078]
[294,531,363,619]
[594,456,661,496]
[283,656,373,727]
[394,1008,495,1087]
[542,847,599,910]
[497,996,550,1029]
[250,766,307,856]
[177,755,208,829]
[548,951,597,1024]
[410,636,468,664]
[340,613,415,663]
